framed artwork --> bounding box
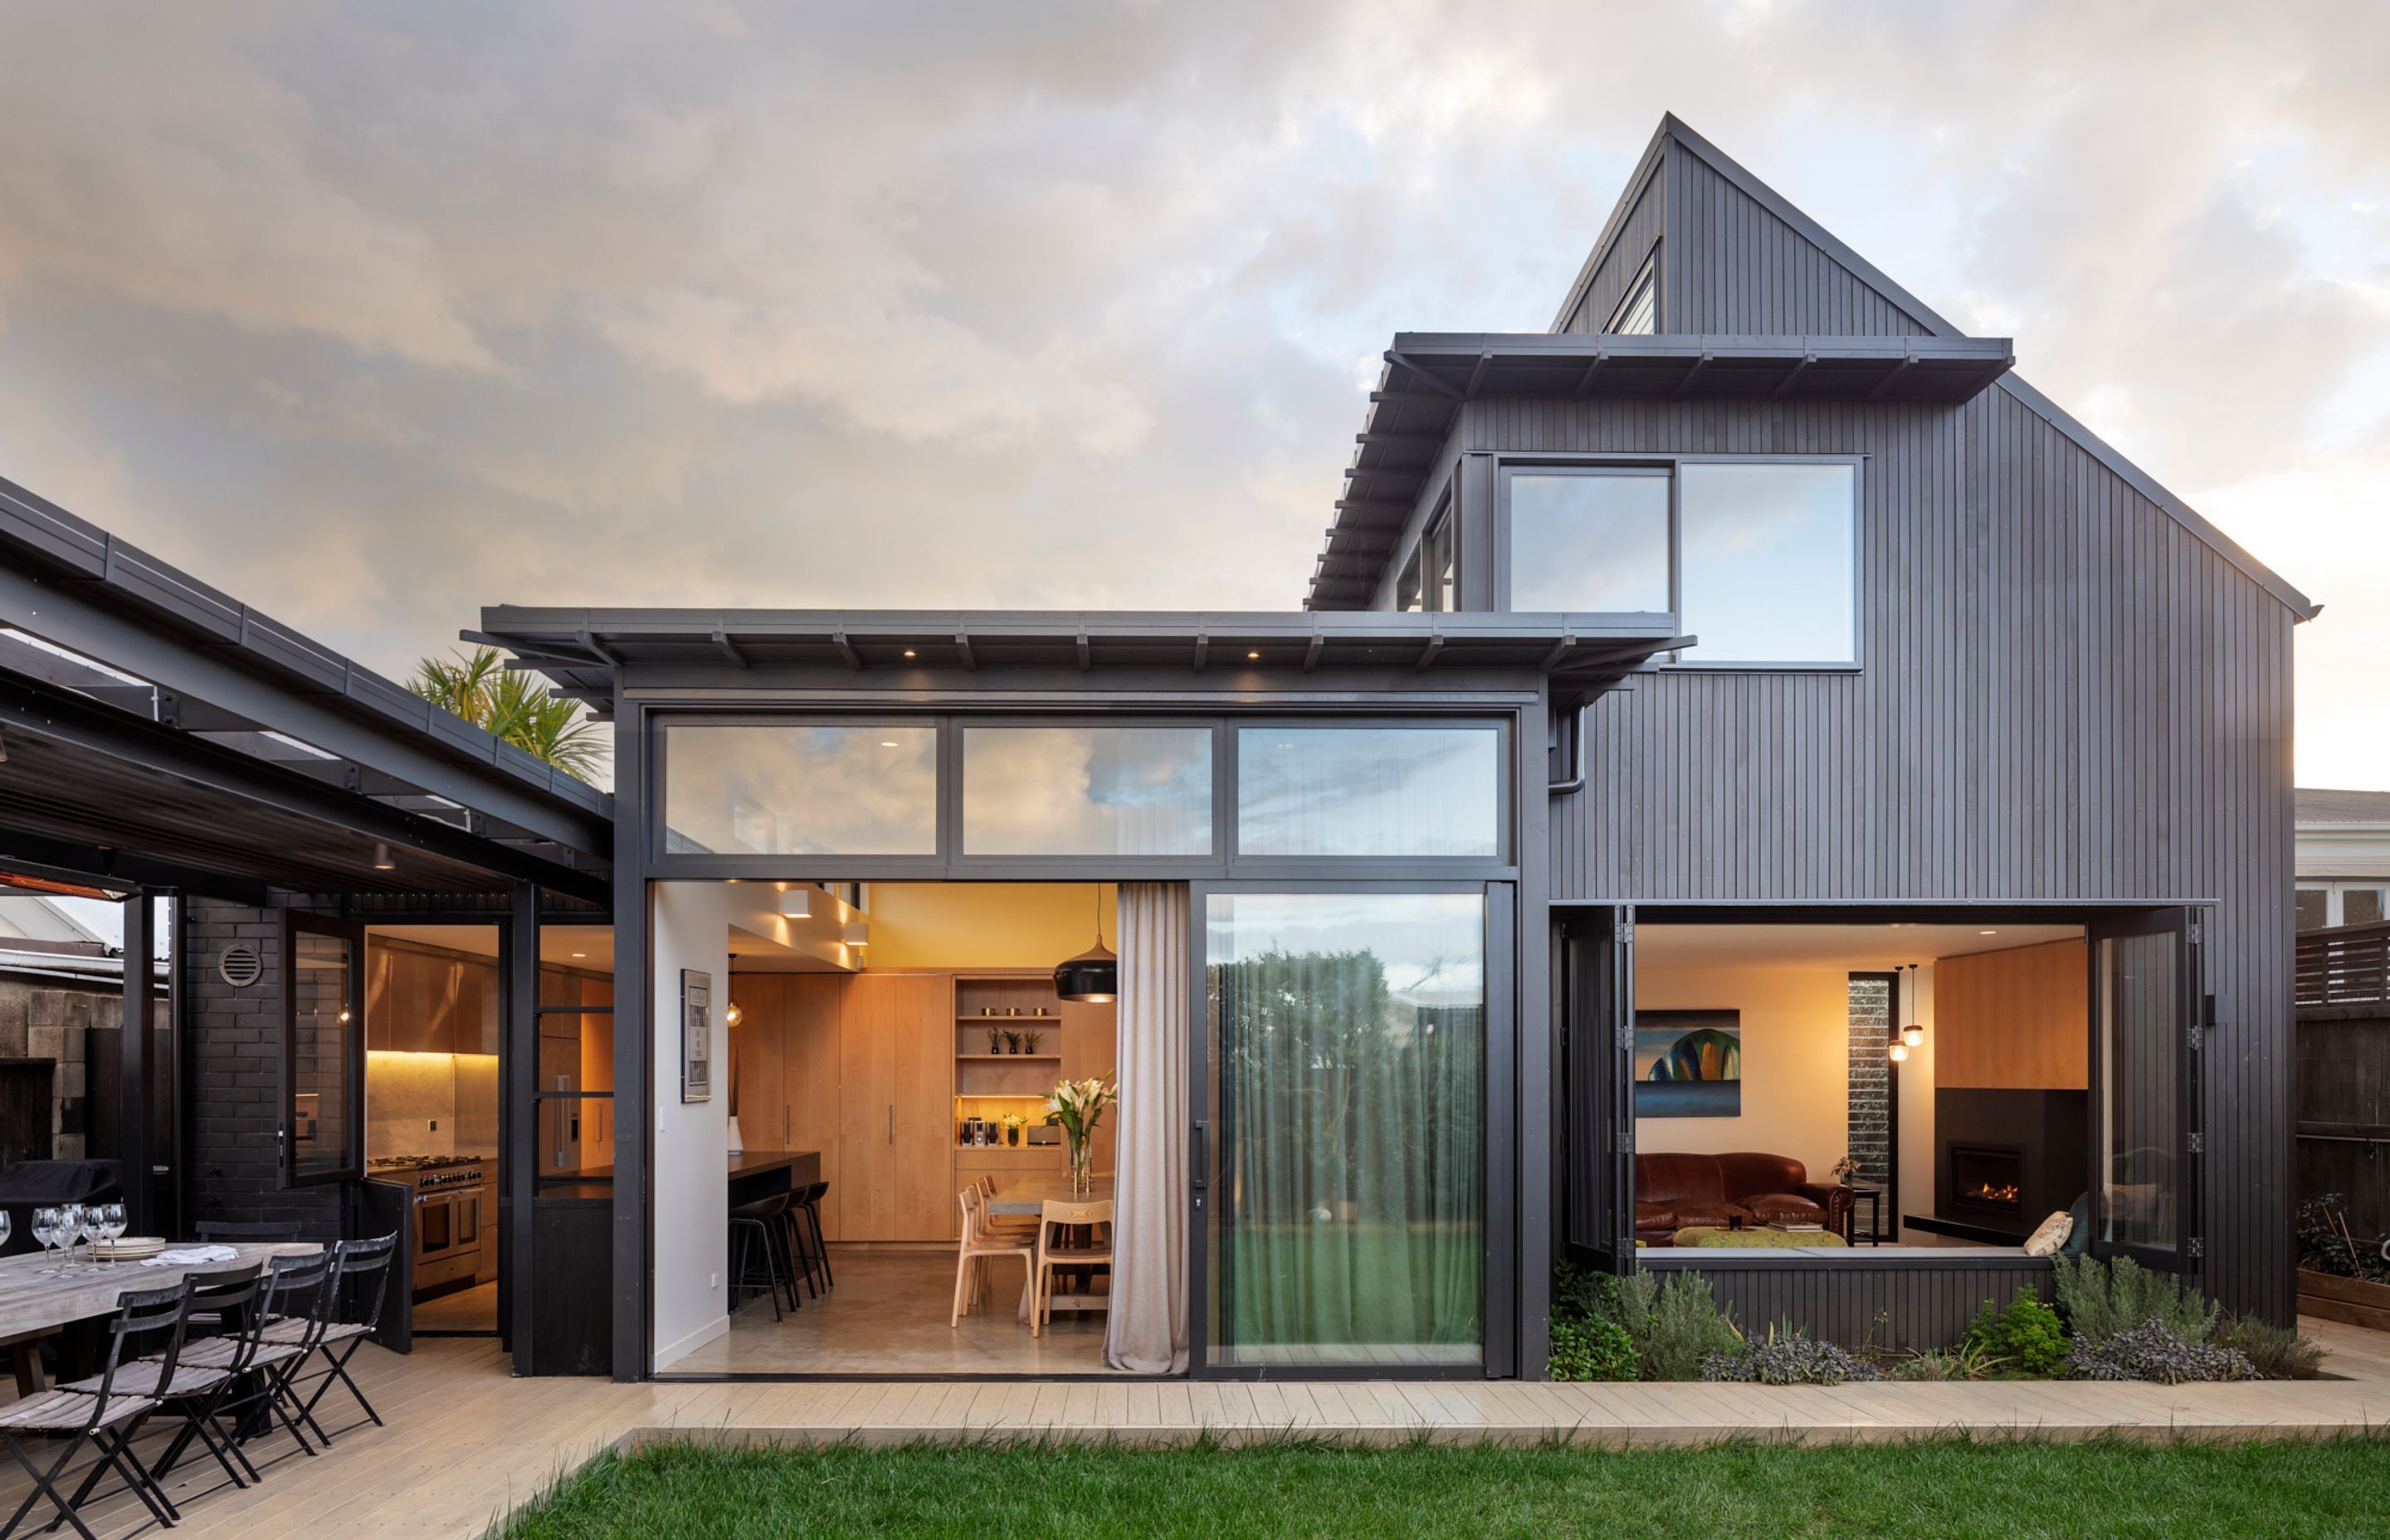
[1634,1009,1741,1118]
[680,968,713,1104]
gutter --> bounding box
[1548,701,1591,796]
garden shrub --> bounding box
[1885,1344,1999,1382]
[1635,1272,1744,1381]
[2051,1255,2220,1346]
[2063,1318,2252,1385]
[1958,1289,2068,1376]
[1549,1312,1637,1382]
[1701,1323,1880,1386]
[1548,1263,1637,1382]
[2296,1193,2390,1284]
[2213,1315,2326,1380]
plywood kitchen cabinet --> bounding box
[781,977,845,1238]
[725,975,784,1151]
[840,974,955,1240]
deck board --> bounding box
[6,1319,2388,1537]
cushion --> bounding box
[1633,1153,1728,1206]
[1674,1226,1849,1250]
[2023,1210,2074,1258]
[1715,1152,1809,1202]
[1632,1201,1678,1233]
[1746,1193,1827,1226]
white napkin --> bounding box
[138,1245,241,1268]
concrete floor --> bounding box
[666,1245,1126,1377]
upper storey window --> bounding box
[1502,459,1859,667]
[1606,256,1658,334]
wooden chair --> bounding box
[1032,1198,1113,1338]
[949,1187,1032,1328]
[974,1177,1036,1241]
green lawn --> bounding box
[491,1435,2390,1539]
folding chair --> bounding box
[279,1231,398,1445]
[0,1280,187,1539]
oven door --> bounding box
[452,1187,484,1251]
[417,1190,461,1263]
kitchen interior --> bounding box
[673,880,1122,1376]
[363,922,613,1337]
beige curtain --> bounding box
[1104,881,1190,1373]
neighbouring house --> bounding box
[2292,788,2390,1240]
[0,895,168,1173]
[0,113,2313,1384]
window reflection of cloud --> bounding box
[1236,729,1498,857]
[1207,892,1485,1009]
[963,727,1210,855]
[663,725,936,854]
[1680,465,1855,662]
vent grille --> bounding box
[218,944,263,989]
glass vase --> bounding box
[1067,1132,1094,1194]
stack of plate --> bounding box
[90,1236,168,1262]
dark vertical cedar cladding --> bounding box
[1507,389,2295,1318]
[1658,145,1934,337]
[1559,166,1665,335]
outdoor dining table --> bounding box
[985,1175,1115,1322]
[0,1242,319,1394]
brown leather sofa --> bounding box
[1633,1152,1854,1245]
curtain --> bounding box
[1104,882,1190,1372]
[1213,934,1483,1362]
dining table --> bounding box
[0,1241,319,1395]
[985,1175,1115,1322]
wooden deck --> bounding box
[9,1319,2389,1538]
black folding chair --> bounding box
[192,1221,303,1245]
[0,1281,186,1539]
[127,1262,273,1490]
[205,1248,339,1464]
[280,1231,398,1445]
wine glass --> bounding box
[57,1204,86,1273]
[0,1211,12,1254]
[30,1207,59,1274]
[94,1204,125,1264]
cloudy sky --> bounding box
[0,2,2383,788]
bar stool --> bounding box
[728,1194,796,1319]
[781,1180,833,1297]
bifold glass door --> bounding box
[1193,888,1492,1372]
[2088,907,2204,1268]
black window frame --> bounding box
[645,710,1519,885]
[281,912,365,1187]
[1495,452,1865,672]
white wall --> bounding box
[651,881,734,1371]
[1635,960,1939,1226]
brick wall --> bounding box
[181,897,344,1240]
[1845,973,1894,1231]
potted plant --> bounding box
[1831,1154,1863,1187]
[1046,1075,1116,1193]
[1001,1113,1025,1148]
[985,1024,1003,1054]
[1022,1030,1043,1055]
[1003,1030,1023,1055]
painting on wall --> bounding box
[680,968,713,1104]
[1634,1010,1741,1118]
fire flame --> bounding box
[1968,1182,2020,1204]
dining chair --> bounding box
[950,1187,1032,1328]
[1031,1198,1114,1338]
[193,1219,304,1244]
[0,1280,187,1539]
[186,1247,338,1464]
[91,1260,267,1494]
[974,1178,1036,1243]
[279,1231,398,1446]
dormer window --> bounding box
[1607,254,1658,334]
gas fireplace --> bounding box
[1949,1145,2023,1217]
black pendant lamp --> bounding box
[1053,884,1117,1003]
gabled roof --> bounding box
[1308,115,2319,622]
[1636,115,2318,622]
[2297,788,2390,826]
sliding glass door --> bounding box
[1192,887,1497,1372]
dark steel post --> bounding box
[119,889,154,1235]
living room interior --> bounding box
[1632,921,2095,1254]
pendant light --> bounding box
[1053,883,1117,1003]
[1890,962,1924,1060]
